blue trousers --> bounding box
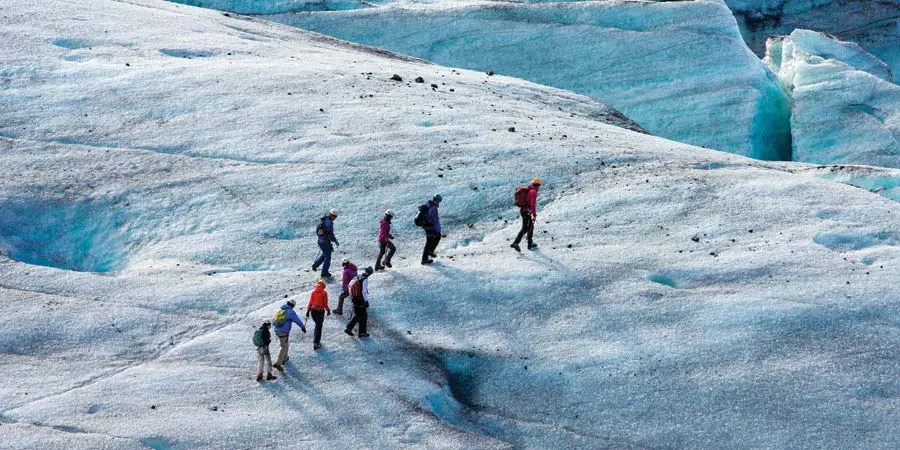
[314,241,333,275]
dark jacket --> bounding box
[253,326,271,347]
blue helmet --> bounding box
[433,194,443,202]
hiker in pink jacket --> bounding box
[375,210,396,271]
[334,258,357,315]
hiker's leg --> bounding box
[346,304,360,332]
[525,213,534,245]
[358,307,368,335]
[313,242,327,269]
[422,232,432,262]
[264,347,273,373]
[337,291,347,313]
[275,332,290,365]
[514,210,528,244]
[257,347,265,377]
[385,241,396,263]
[312,310,325,345]
[376,241,387,267]
[321,243,333,275]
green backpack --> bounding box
[273,309,288,327]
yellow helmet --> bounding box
[532,178,542,186]
[317,279,327,287]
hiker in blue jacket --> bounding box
[313,209,340,278]
[421,194,445,265]
[273,299,306,372]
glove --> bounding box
[306,311,310,318]
[334,240,340,248]
[441,233,447,238]
[326,310,331,316]
[302,327,307,333]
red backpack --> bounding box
[349,277,363,297]
[514,186,530,207]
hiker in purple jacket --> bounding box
[375,210,396,271]
[421,194,444,265]
[334,258,357,315]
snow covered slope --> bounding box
[726,0,900,83]
[264,0,793,161]
[2,0,900,448]
[765,30,900,167]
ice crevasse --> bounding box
[265,0,794,161]
[765,29,900,167]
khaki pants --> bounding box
[275,332,290,365]
[257,346,272,376]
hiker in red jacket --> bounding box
[305,279,331,350]
[511,178,541,252]
[375,210,395,271]
[334,258,357,315]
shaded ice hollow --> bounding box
[2,0,900,448]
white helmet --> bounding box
[385,209,394,217]
[328,209,338,217]
[342,258,350,265]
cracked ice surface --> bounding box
[265,0,793,160]
[765,29,900,167]
[725,0,900,83]
[1,0,900,448]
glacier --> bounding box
[264,0,794,160]
[765,29,900,167]
[2,0,900,448]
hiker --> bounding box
[312,209,340,278]
[419,194,445,265]
[375,210,396,270]
[272,299,306,372]
[335,258,357,315]
[253,320,277,382]
[306,279,331,350]
[345,266,374,338]
[511,178,541,252]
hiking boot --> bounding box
[313,343,321,350]
[334,308,343,315]
[510,243,521,252]
[322,272,333,278]
[311,265,318,272]
[528,243,538,250]
[256,374,263,382]
[358,332,370,338]
[266,373,277,380]
[344,328,355,336]
[384,261,392,268]
[375,265,385,271]
[273,364,284,372]
[428,252,437,258]
[421,259,434,265]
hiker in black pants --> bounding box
[345,267,373,338]
[511,178,541,252]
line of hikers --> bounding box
[253,178,542,381]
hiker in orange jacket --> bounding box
[306,279,331,350]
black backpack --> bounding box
[414,204,429,227]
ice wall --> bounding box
[726,0,900,83]
[269,1,793,160]
[766,29,900,166]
